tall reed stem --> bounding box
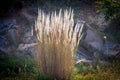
[35,9,84,80]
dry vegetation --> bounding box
[35,9,84,80]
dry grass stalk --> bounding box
[35,9,84,80]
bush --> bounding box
[72,60,120,80]
[35,9,84,80]
[96,0,120,43]
[0,56,38,80]
[96,0,120,22]
[0,55,51,80]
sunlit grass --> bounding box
[72,60,120,80]
[35,9,84,80]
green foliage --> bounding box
[111,60,120,74]
[0,55,49,80]
[72,60,120,80]
[0,56,120,80]
[96,0,120,44]
[74,62,106,75]
[72,73,119,80]
[0,56,33,79]
[96,0,120,21]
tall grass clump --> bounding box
[35,9,84,80]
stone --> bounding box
[76,59,92,64]
[17,43,38,51]
[84,29,104,51]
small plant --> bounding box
[0,55,38,80]
[96,0,120,21]
[35,9,84,80]
[72,60,120,80]
[96,0,120,43]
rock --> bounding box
[16,43,38,57]
[0,47,9,54]
[0,36,9,46]
[17,43,38,51]
[88,13,108,31]
[0,18,19,54]
[75,59,92,64]
[7,28,19,47]
[20,8,34,23]
[0,19,13,35]
[103,42,120,58]
[84,29,104,51]
[24,29,33,38]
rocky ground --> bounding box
[1,2,119,63]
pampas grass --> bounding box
[35,9,84,80]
